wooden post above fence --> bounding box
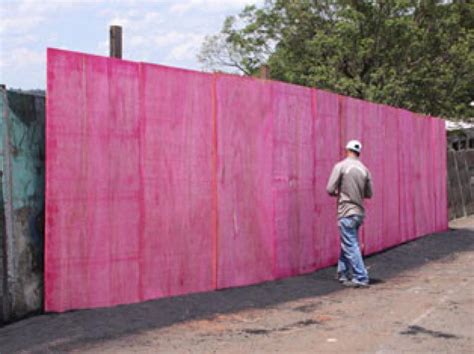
[109,26,122,59]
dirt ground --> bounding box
[1,217,473,353]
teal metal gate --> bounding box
[0,87,45,323]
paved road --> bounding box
[1,217,474,353]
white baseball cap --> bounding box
[346,140,362,153]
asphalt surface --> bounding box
[1,217,473,353]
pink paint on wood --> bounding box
[46,48,449,312]
[381,106,401,250]
[46,50,215,311]
[412,114,430,239]
[46,50,142,311]
[429,117,448,233]
[215,75,274,288]
[398,109,417,242]
[313,90,341,268]
[339,96,365,249]
[437,119,449,230]
[272,82,316,277]
[342,97,364,144]
[139,64,215,301]
[361,102,384,255]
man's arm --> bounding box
[364,172,373,199]
[326,164,342,197]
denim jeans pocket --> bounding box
[339,217,354,229]
[339,216,362,229]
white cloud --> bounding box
[109,15,132,28]
[154,31,194,47]
[0,0,81,35]
[108,11,163,32]
[170,0,261,14]
[113,31,206,64]
[0,14,44,34]
[0,47,46,89]
[0,47,45,70]
[97,40,108,55]
[17,0,78,12]
[167,34,206,61]
[0,0,78,88]
[129,35,147,47]
[2,0,262,88]
[104,8,207,64]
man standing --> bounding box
[326,140,373,287]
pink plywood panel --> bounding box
[339,96,368,248]
[425,117,436,235]
[341,97,364,144]
[431,117,448,232]
[272,82,316,278]
[398,109,416,243]
[46,49,141,311]
[215,75,274,289]
[431,118,439,234]
[46,49,86,312]
[411,115,422,239]
[423,116,436,235]
[412,114,431,238]
[381,106,400,249]
[140,64,215,300]
[430,118,438,234]
[101,56,141,307]
[361,102,384,255]
[47,50,214,311]
[438,119,449,230]
[313,90,341,268]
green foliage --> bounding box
[198,0,474,119]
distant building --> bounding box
[446,120,474,151]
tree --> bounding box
[198,0,474,119]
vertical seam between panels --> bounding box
[310,89,317,269]
[211,74,219,290]
[137,63,145,302]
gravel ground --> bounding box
[1,217,473,353]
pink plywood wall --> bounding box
[215,75,275,288]
[46,49,448,312]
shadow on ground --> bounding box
[1,226,473,352]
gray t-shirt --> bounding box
[326,157,373,218]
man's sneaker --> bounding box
[343,279,370,288]
[336,272,350,283]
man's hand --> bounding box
[329,189,339,197]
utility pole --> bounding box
[109,25,122,59]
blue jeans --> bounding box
[337,215,369,283]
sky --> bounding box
[0,0,262,90]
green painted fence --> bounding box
[0,88,45,324]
